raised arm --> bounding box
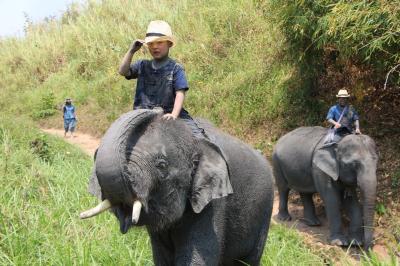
[118,40,143,76]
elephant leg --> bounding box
[277,184,291,221]
[313,169,348,246]
[171,210,220,265]
[300,193,321,226]
[273,158,292,221]
[343,188,363,246]
[149,231,175,266]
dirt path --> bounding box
[41,128,100,157]
[42,127,392,264]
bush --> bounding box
[31,91,56,119]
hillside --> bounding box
[0,0,399,263]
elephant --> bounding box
[80,109,274,265]
[272,126,378,250]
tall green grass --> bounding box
[0,116,153,264]
[0,115,328,265]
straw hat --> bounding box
[144,20,176,47]
[336,89,350,98]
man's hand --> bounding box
[162,113,177,120]
[334,123,341,129]
[355,128,361,135]
[130,40,143,53]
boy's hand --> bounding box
[162,113,177,120]
[130,40,143,53]
[334,123,341,129]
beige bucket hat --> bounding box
[336,89,350,98]
[144,20,176,47]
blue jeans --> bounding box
[64,118,76,132]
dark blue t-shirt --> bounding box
[125,58,190,118]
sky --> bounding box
[0,0,80,37]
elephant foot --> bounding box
[329,235,349,246]
[277,211,292,221]
[301,216,321,226]
[348,234,363,246]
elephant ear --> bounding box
[312,146,339,181]
[190,139,233,213]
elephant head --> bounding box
[80,109,233,233]
[313,134,378,250]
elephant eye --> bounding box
[156,159,168,171]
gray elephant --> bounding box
[80,109,274,265]
[272,126,378,250]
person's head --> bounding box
[144,20,175,60]
[65,98,72,105]
[336,89,350,107]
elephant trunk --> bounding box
[358,168,377,251]
[95,109,160,204]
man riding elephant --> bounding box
[325,89,361,144]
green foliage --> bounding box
[376,202,387,216]
[29,134,53,162]
[31,91,57,119]
[0,115,153,265]
[264,0,400,72]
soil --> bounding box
[42,127,396,264]
[41,128,99,157]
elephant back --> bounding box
[273,127,327,188]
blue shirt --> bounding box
[326,104,359,131]
[63,105,76,120]
[125,58,190,118]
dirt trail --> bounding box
[42,127,392,264]
[41,128,100,157]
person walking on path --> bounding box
[63,98,77,138]
[118,20,205,138]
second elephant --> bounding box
[272,126,378,250]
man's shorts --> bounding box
[64,118,77,132]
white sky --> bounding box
[0,0,81,37]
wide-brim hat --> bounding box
[336,89,350,98]
[144,20,176,47]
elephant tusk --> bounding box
[131,200,142,225]
[80,199,112,219]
